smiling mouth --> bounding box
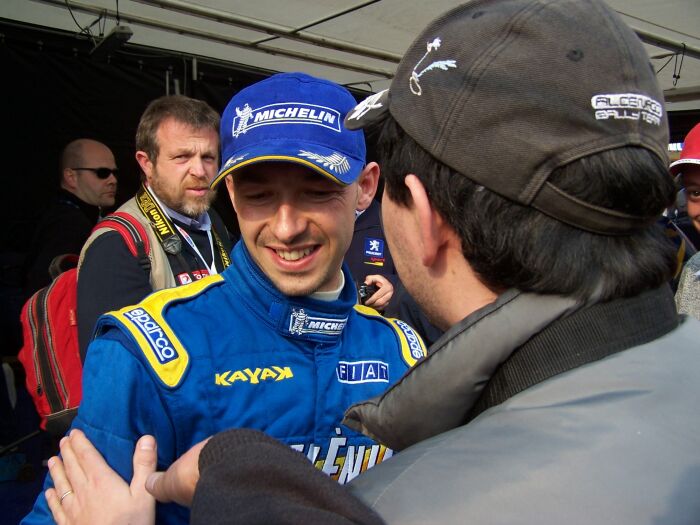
[275,247,314,261]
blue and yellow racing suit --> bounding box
[23,241,426,524]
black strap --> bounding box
[466,286,679,422]
[136,184,231,276]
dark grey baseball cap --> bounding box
[345,0,670,235]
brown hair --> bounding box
[135,95,219,162]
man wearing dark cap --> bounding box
[42,0,700,524]
[25,72,425,525]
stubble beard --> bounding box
[150,171,214,219]
[180,193,214,218]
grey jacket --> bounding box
[346,287,700,524]
[676,251,700,321]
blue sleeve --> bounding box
[21,329,173,524]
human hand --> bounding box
[146,437,210,507]
[45,429,157,525]
[362,275,394,311]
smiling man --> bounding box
[76,96,233,360]
[23,73,425,525]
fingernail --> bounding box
[139,435,156,450]
[47,457,55,468]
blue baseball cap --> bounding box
[212,72,366,189]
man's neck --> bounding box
[430,246,501,329]
[310,271,345,302]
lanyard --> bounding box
[174,223,217,275]
[135,183,230,270]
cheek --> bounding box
[687,200,700,217]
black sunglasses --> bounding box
[72,167,119,179]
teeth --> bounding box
[276,247,313,261]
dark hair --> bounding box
[135,95,220,162]
[377,115,677,301]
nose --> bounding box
[189,156,207,179]
[270,202,308,243]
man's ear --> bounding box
[135,151,153,182]
[61,168,77,191]
[404,174,448,268]
[355,162,380,212]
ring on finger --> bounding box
[59,489,74,505]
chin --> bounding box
[181,200,212,218]
[272,278,322,298]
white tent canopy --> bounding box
[3,0,700,110]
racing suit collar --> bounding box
[225,241,358,343]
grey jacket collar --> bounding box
[343,289,582,450]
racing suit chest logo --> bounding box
[215,366,293,386]
[289,308,347,336]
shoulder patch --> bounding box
[353,305,427,367]
[109,275,224,387]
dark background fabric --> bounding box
[0,18,380,260]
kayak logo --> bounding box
[215,366,294,386]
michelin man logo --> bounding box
[298,150,351,175]
[233,104,253,137]
[289,308,308,336]
[410,38,457,96]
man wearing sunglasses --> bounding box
[25,138,118,292]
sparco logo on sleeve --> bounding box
[395,319,425,361]
[232,102,341,137]
[124,308,178,364]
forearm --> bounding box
[191,429,385,525]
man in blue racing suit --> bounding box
[24,72,426,524]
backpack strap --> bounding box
[78,211,152,276]
[94,212,151,273]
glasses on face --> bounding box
[72,167,119,179]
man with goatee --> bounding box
[77,96,232,359]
